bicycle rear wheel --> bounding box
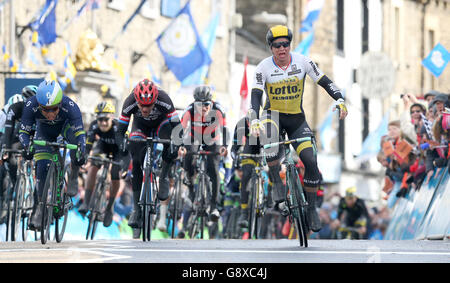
[170,178,181,239]
[41,163,56,244]
[11,175,25,241]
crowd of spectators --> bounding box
[377,90,450,208]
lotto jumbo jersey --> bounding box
[252,52,325,115]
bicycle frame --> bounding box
[33,140,77,244]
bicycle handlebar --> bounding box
[263,137,311,150]
[33,140,78,150]
[127,137,172,145]
[88,155,122,166]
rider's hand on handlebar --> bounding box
[178,146,187,158]
[219,146,228,157]
[333,98,348,120]
[250,119,263,137]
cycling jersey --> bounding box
[252,53,325,115]
[3,101,25,149]
[19,96,86,151]
[181,101,227,145]
[117,89,179,139]
[337,198,370,228]
[86,119,121,154]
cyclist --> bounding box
[178,86,228,226]
[78,101,129,227]
[116,78,180,229]
[248,25,348,232]
[19,80,86,231]
[332,187,370,239]
[230,116,266,229]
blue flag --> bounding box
[422,43,450,78]
[356,112,390,162]
[319,107,336,153]
[157,0,211,82]
[181,12,220,86]
[294,31,314,56]
[30,0,58,46]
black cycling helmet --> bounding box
[21,85,38,99]
[266,25,293,47]
[193,86,213,102]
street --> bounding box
[0,239,449,263]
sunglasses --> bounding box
[410,110,422,114]
[138,103,155,108]
[196,101,212,107]
[272,41,291,49]
[98,117,111,123]
[39,105,60,113]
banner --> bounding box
[157,0,211,82]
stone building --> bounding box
[0,0,235,123]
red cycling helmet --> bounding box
[133,79,158,105]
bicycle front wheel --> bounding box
[288,166,308,248]
[11,175,25,241]
[41,163,56,244]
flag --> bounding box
[161,0,181,18]
[30,0,58,46]
[147,64,162,85]
[87,0,100,10]
[294,31,314,56]
[181,12,220,86]
[319,107,336,153]
[120,0,146,34]
[420,113,434,140]
[356,112,390,162]
[112,54,125,79]
[157,0,211,82]
[300,0,324,33]
[422,43,450,78]
[239,56,249,118]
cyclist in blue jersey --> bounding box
[19,80,86,231]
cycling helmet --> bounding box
[345,186,357,198]
[7,94,24,105]
[95,101,116,115]
[266,25,293,47]
[22,85,38,99]
[193,86,213,102]
[133,79,158,105]
[36,80,63,107]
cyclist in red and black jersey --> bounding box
[116,79,180,228]
[179,86,228,226]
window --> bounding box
[336,0,344,52]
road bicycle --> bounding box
[33,140,78,244]
[222,191,242,239]
[85,155,121,240]
[2,148,36,242]
[167,157,185,239]
[129,136,172,242]
[264,136,311,247]
[240,152,266,239]
[186,146,219,240]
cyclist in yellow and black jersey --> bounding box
[248,25,348,232]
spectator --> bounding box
[424,90,439,105]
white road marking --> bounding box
[95,248,450,257]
